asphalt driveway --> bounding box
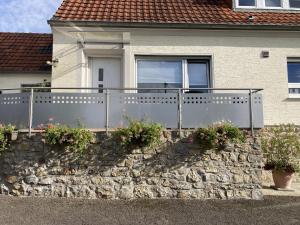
[0,195,300,225]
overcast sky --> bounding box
[0,0,62,33]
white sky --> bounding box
[0,0,62,33]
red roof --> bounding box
[52,0,300,27]
[0,33,53,73]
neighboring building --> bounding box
[48,0,300,125]
[0,33,53,93]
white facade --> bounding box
[0,73,51,93]
[51,26,300,125]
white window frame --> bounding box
[235,0,300,10]
[287,59,300,98]
[135,57,211,91]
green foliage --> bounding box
[0,124,15,155]
[261,124,300,173]
[113,120,163,150]
[44,125,95,155]
[194,122,245,149]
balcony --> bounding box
[0,88,264,134]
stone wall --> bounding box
[0,132,263,200]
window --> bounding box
[98,68,104,93]
[137,60,182,92]
[289,0,300,8]
[137,58,210,93]
[265,0,281,7]
[187,60,210,93]
[287,60,300,97]
[236,0,300,9]
[238,0,256,6]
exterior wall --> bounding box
[0,73,51,93]
[51,26,300,125]
[0,132,263,200]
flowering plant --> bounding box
[44,125,95,155]
[194,122,245,149]
[113,119,163,150]
[262,124,300,173]
[0,124,16,155]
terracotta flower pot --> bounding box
[272,170,294,189]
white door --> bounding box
[91,58,121,92]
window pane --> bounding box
[137,60,182,92]
[239,0,256,6]
[288,62,300,83]
[265,0,281,7]
[98,69,104,82]
[290,0,300,8]
[188,62,209,93]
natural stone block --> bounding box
[119,186,134,199]
[39,177,53,185]
[134,186,154,198]
[96,186,114,199]
[25,175,39,185]
[186,169,201,183]
[6,175,18,184]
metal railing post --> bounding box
[178,89,182,137]
[105,89,110,135]
[28,88,34,137]
[249,89,254,136]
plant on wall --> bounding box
[44,125,95,155]
[194,122,246,149]
[262,124,300,173]
[0,124,16,155]
[113,119,163,150]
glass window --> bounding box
[98,68,104,81]
[137,60,183,92]
[265,0,281,7]
[137,58,211,93]
[288,62,300,83]
[289,0,300,8]
[238,0,256,6]
[187,62,209,93]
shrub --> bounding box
[113,120,163,150]
[261,124,300,173]
[44,125,95,155]
[194,122,245,149]
[0,124,15,155]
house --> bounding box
[0,0,300,130]
[0,33,53,93]
[47,0,300,126]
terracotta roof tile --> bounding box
[0,33,53,73]
[53,0,300,26]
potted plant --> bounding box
[4,124,17,141]
[0,124,17,142]
[262,124,300,189]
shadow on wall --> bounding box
[0,132,263,199]
[0,133,209,181]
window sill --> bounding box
[234,7,300,12]
[288,94,300,99]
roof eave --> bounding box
[48,19,300,31]
[0,70,52,74]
